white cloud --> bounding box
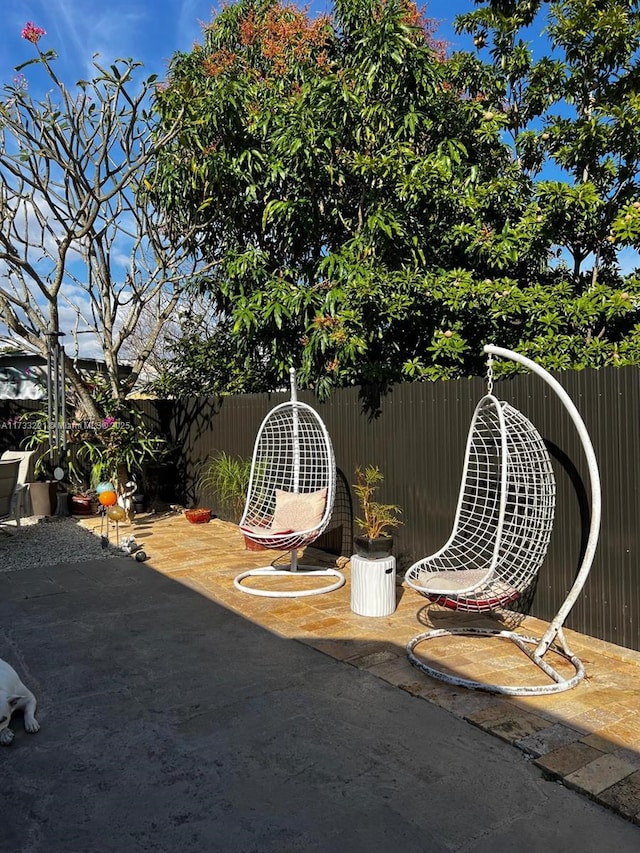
[41,0,144,78]
[1,0,221,90]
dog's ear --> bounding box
[8,696,21,708]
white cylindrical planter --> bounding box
[350,555,397,617]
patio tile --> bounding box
[419,685,502,718]
[612,748,640,770]
[515,722,583,757]
[481,712,553,744]
[348,649,399,669]
[365,656,422,687]
[535,741,607,777]
[448,690,504,718]
[593,719,640,750]
[580,732,618,752]
[564,753,638,796]
[462,701,518,727]
[597,770,640,820]
[569,704,635,731]
[298,637,363,660]
[295,615,345,633]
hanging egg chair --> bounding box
[404,345,601,695]
[233,368,345,598]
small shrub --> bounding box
[353,465,403,539]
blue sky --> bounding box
[0,0,221,83]
[0,1,477,85]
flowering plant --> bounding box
[72,407,167,491]
[21,22,46,44]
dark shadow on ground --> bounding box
[1,557,638,851]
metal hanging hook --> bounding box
[289,367,297,403]
[486,351,494,395]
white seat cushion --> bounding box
[271,488,327,532]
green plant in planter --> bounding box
[198,451,252,523]
[20,385,168,496]
[353,465,403,558]
[77,411,167,492]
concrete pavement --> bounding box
[92,511,640,823]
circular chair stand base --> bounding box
[234,566,345,598]
[407,626,585,696]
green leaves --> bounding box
[197,451,252,523]
[147,0,640,396]
[611,202,640,243]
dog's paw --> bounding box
[24,718,40,733]
[0,728,15,745]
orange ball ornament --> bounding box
[98,490,118,507]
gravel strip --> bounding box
[0,516,123,572]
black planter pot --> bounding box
[133,494,146,512]
[353,534,394,560]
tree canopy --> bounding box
[453,0,640,367]
[148,0,640,393]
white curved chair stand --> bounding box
[404,345,601,696]
[233,566,346,598]
[233,368,345,598]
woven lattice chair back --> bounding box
[235,369,345,598]
[240,401,336,552]
[405,394,556,612]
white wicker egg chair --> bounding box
[404,345,601,695]
[233,368,345,598]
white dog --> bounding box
[0,658,39,745]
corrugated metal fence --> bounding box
[2,366,638,652]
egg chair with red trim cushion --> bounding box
[234,369,345,598]
[405,394,556,614]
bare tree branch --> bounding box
[0,39,216,415]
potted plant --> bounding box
[68,492,95,516]
[352,465,403,559]
[76,413,167,498]
[198,451,251,521]
[26,477,59,517]
[66,476,97,516]
[11,435,61,517]
[197,451,262,549]
[20,384,168,508]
